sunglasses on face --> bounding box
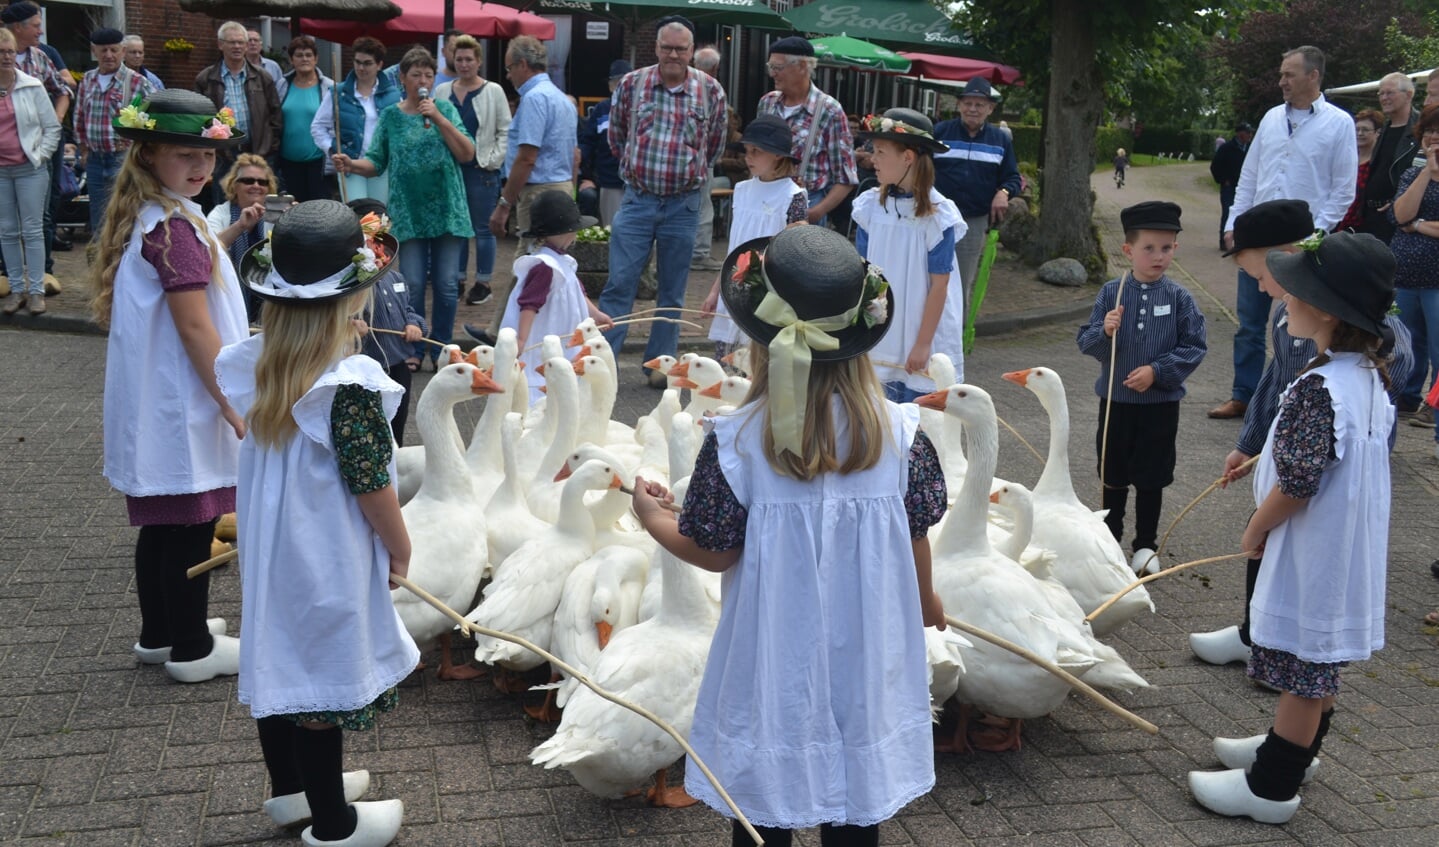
[235,177,268,186]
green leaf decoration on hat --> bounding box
[1297,230,1324,263]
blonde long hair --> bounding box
[89,143,224,328]
[742,342,891,480]
[248,293,367,448]
[875,140,936,219]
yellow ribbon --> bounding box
[753,290,859,456]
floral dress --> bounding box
[364,100,473,242]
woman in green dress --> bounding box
[333,47,474,370]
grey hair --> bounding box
[657,21,694,47]
[1282,45,1326,84]
[694,46,721,72]
[508,35,547,71]
[217,21,247,41]
[122,34,143,47]
[1381,71,1415,94]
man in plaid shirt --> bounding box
[756,37,857,225]
[598,16,727,385]
[75,28,154,233]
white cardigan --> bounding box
[5,70,61,168]
[433,78,510,170]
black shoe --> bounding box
[51,237,72,252]
[1431,560,1439,581]
[463,324,495,346]
[464,283,493,306]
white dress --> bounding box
[216,335,420,717]
[850,187,967,394]
[103,197,250,497]
[500,246,588,404]
[1250,353,1391,663]
[709,176,807,346]
[685,398,935,828]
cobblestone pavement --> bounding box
[2,165,1436,846]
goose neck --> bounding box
[936,414,997,556]
[415,391,474,497]
[1033,389,1074,500]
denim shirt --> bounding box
[504,73,576,185]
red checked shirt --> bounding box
[75,66,154,154]
[757,84,858,194]
[608,66,727,197]
[14,46,71,109]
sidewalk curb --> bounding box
[0,311,106,336]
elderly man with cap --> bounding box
[577,58,631,226]
[932,77,1021,319]
[3,1,70,279]
[756,35,855,225]
[598,16,727,385]
[122,35,164,90]
[75,27,155,233]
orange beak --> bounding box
[572,357,587,375]
[609,473,624,490]
[988,490,1000,504]
[517,361,526,370]
[535,362,547,376]
[464,348,481,366]
[471,368,503,395]
[673,377,699,390]
[447,347,463,365]
[1002,369,1032,387]
[668,361,691,378]
[595,620,614,649]
[720,351,735,365]
[698,381,724,399]
[914,390,948,411]
[577,345,591,358]
[642,356,666,371]
[554,464,573,482]
[538,385,547,394]
[565,329,586,348]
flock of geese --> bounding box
[381,319,1157,805]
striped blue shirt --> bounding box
[1236,305,1415,456]
[1077,274,1208,404]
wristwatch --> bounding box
[497,196,512,208]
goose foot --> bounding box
[436,633,488,681]
[523,679,563,722]
[969,717,1024,752]
[933,703,973,754]
[491,668,531,694]
[646,768,698,808]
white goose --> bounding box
[528,476,714,807]
[486,413,549,574]
[465,328,519,508]
[393,345,467,504]
[573,355,640,455]
[543,544,650,714]
[391,362,502,680]
[642,354,681,392]
[639,388,682,442]
[923,352,968,494]
[525,357,583,523]
[671,356,727,418]
[1001,367,1154,636]
[697,374,752,413]
[917,384,1099,753]
[467,459,624,675]
[722,345,752,378]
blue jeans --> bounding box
[599,186,702,362]
[399,235,465,360]
[1396,287,1439,440]
[883,380,925,404]
[458,167,500,282]
[85,150,125,234]
[1231,267,1271,403]
[0,161,50,294]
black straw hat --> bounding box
[728,115,796,160]
[112,89,246,149]
[240,200,397,307]
[1265,231,1395,338]
[1224,199,1313,257]
[719,225,893,362]
[855,108,947,156]
[521,190,597,239]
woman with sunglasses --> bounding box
[206,153,279,322]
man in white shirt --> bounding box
[1210,45,1356,419]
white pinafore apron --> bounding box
[500,247,589,404]
[708,176,808,346]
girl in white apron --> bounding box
[850,108,967,402]
[93,89,251,685]
[1189,232,1395,826]
[497,189,612,404]
[219,200,422,846]
[701,115,808,365]
[633,226,948,847]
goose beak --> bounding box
[1001,369,1031,387]
[535,362,547,376]
[517,361,526,370]
[720,351,735,365]
[577,345,591,358]
[643,356,666,371]
[554,464,573,482]
[914,390,948,411]
[988,490,1000,504]
[668,361,690,378]
[446,346,464,365]
[464,348,481,366]
[565,329,586,348]
[609,473,625,490]
[673,377,699,390]
[471,369,503,395]
[538,385,547,394]
[595,620,613,650]
[698,382,723,399]
[573,358,587,375]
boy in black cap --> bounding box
[1078,200,1208,574]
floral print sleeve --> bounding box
[1271,373,1336,499]
[906,430,948,539]
[785,191,809,224]
[331,384,394,495]
[678,433,747,552]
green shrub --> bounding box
[1133,127,1228,160]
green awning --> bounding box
[784,0,987,56]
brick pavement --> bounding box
[1,166,1437,845]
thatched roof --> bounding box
[177,0,402,23]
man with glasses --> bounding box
[195,21,281,208]
[1210,121,1254,250]
[1361,72,1420,242]
[122,35,165,90]
[756,36,855,225]
[597,16,727,386]
[245,29,282,86]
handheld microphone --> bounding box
[419,87,431,128]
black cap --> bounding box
[655,15,694,37]
[1265,231,1395,338]
[607,59,632,80]
[1224,200,1313,257]
[89,27,124,46]
[1,2,39,24]
[769,36,814,57]
[240,199,397,307]
[730,115,796,160]
[959,78,999,102]
[1236,121,1254,133]
[1120,200,1183,233]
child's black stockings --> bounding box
[296,725,356,841]
[134,520,217,661]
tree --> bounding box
[956,0,1248,278]
[1385,10,1439,72]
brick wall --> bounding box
[123,0,263,89]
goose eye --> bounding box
[957,390,968,398]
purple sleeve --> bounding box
[514,262,556,311]
[140,217,213,292]
[678,433,747,551]
[785,191,808,224]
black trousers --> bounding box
[278,156,329,203]
[386,361,414,446]
[732,821,878,847]
[134,519,219,662]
